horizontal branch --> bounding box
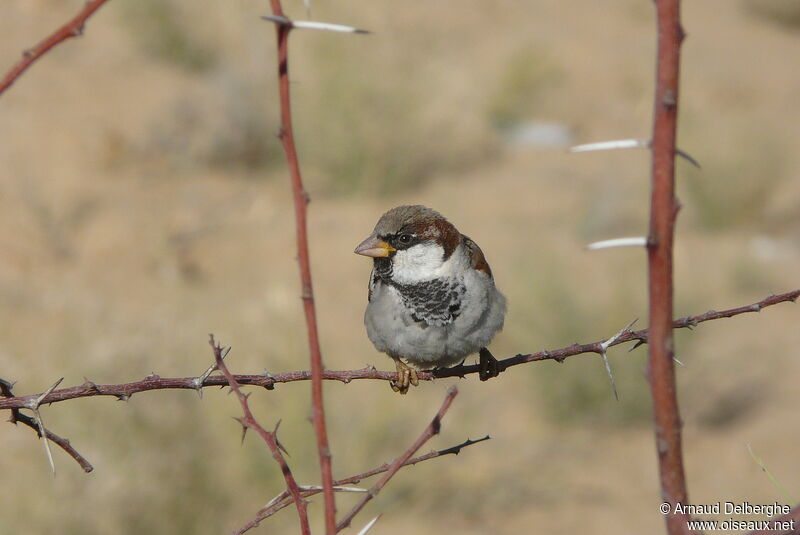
[0,289,796,411]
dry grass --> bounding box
[1,1,799,534]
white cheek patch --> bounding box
[391,243,445,284]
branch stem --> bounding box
[208,337,310,535]
[336,387,459,531]
[1,290,796,411]
[266,1,337,532]
[0,0,111,96]
[649,1,690,533]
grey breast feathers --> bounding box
[389,278,466,327]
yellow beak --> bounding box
[354,234,396,258]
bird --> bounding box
[354,205,506,393]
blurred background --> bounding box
[1,1,799,533]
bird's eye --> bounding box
[398,234,413,244]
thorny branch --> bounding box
[0,378,93,473]
[235,436,490,534]
[208,336,311,535]
[0,0,112,97]
[648,1,690,534]
[263,4,338,532]
[336,387,460,531]
[0,290,796,413]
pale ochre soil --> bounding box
[1,1,799,534]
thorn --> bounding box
[261,14,292,27]
[0,378,17,390]
[261,15,370,34]
[569,139,647,153]
[662,90,677,107]
[675,148,701,168]
[331,486,368,493]
[293,20,370,34]
[194,347,230,398]
[587,237,647,251]
[25,378,63,476]
[261,370,276,390]
[629,339,646,352]
[82,378,98,392]
[264,490,290,509]
[233,417,248,443]
[569,138,699,167]
[33,407,56,475]
[600,350,619,401]
[356,515,382,535]
[600,318,638,352]
[25,377,63,410]
[596,320,636,401]
[276,436,290,457]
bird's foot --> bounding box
[478,347,500,381]
[390,360,419,395]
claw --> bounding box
[390,360,418,394]
[478,348,500,381]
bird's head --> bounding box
[354,205,462,284]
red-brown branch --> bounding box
[235,436,489,534]
[0,377,93,472]
[649,1,690,534]
[264,2,337,533]
[0,289,796,411]
[208,336,311,535]
[336,386,459,531]
[0,0,111,97]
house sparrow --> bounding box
[354,205,506,393]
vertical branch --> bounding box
[648,1,691,534]
[209,337,311,535]
[266,2,337,533]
